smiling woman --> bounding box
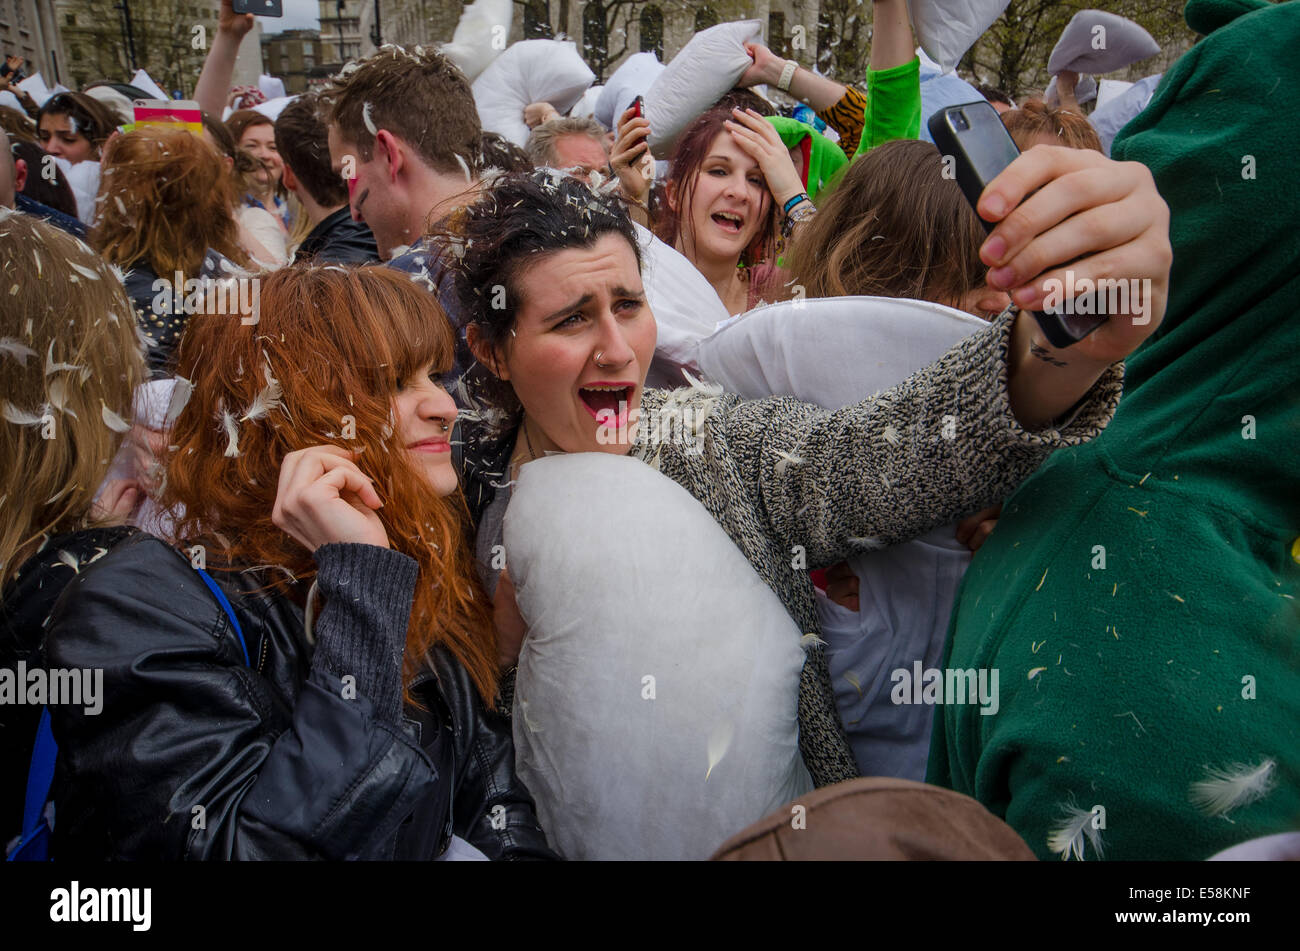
[447,164,1170,796]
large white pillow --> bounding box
[632,222,726,388]
[506,453,813,860]
[594,52,663,131]
[473,40,595,147]
[696,296,987,780]
[907,0,1011,74]
[1090,72,1162,156]
[439,0,514,83]
[1048,10,1160,76]
[644,20,763,155]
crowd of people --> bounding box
[1,0,1296,862]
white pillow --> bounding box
[130,68,168,100]
[16,71,52,107]
[57,158,100,225]
[439,0,514,83]
[506,453,813,860]
[1048,10,1160,77]
[907,0,1011,74]
[696,296,987,780]
[645,20,763,155]
[594,52,664,131]
[472,40,596,147]
[567,84,603,121]
[1090,73,1162,156]
[258,74,287,100]
[633,222,726,388]
[251,95,296,122]
[1095,78,1133,111]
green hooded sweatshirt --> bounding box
[766,116,849,202]
[927,0,1300,861]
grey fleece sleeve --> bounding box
[726,310,1124,568]
[309,543,418,726]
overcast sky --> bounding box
[260,0,321,34]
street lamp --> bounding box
[369,0,381,48]
[116,0,139,73]
[336,0,346,64]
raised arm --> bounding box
[194,0,255,119]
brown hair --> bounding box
[1001,99,1102,153]
[0,105,37,144]
[11,139,79,216]
[274,93,347,207]
[163,266,499,704]
[524,116,608,168]
[0,212,146,586]
[654,106,777,270]
[224,108,274,148]
[786,139,987,307]
[328,45,481,177]
[91,125,248,277]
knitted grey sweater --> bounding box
[477,312,1124,787]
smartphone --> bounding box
[629,95,655,181]
[132,99,203,135]
[928,101,1107,348]
[233,0,283,16]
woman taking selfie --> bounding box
[451,152,1170,788]
[44,267,555,860]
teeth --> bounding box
[582,385,628,391]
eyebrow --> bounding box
[541,287,645,323]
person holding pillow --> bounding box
[449,146,1171,789]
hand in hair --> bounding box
[272,446,390,553]
[723,107,805,208]
[611,104,653,214]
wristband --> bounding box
[777,59,798,92]
[782,192,811,216]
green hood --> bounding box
[927,0,1300,861]
[767,116,849,202]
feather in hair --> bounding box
[46,339,83,375]
[221,406,241,458]
[166,377,194,425]
[48,378,78,418]
[1046,796,1105,861]
[240,360,282,422]
[0,337,37,365]
[1189,759,1276,817]
[100,402,131,433]
[3,401,47,426]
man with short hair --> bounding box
[326,45,482,261]
[275,94,378,265]
[1,127,85,238]
[525,116,612,185]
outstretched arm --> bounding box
[194,0,255,119]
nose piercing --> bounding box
[595,350,611,368]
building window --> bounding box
[694,6,718,32]
[583,2,606,66]
[65,13,76,25]
[303,55,314,69]
[280,55,290,74]
[768,11,787,58]
[524,0,551,39]
[639,5,662,59]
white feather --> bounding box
[240,361,282,422]
[48,378,78,418]
[800,632,826,649]
[362,101,377,135]
[165,376,194,425]
[704,720,734,782]
[100,402,131,433]
[454,152,472,183]
[70,262,101,281]
[222,408,240,457]
[3,401,47,426]
[1189,759,1277,816]
[45,339,82,375]
[57,550,81,573]
[0,337,37,365]
[1046,798,1105,861]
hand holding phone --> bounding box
[232,0,283,16]
[630,97,655,181]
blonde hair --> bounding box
[0,212,146,585]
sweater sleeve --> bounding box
[816,85,869,156]
[722,311,1124,569]
[855,55,922,157]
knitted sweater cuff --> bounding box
[309,543,418,726]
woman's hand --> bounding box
[272,445,389,552]
[825,560,860,612]
[979,146,1171,428]
[955,503,1002,552]
[493,566,528,669]
[610,104,653,207]
[523,101,560,129]
[724,107,805,209]
[738,41,785,88]
[125,423,168,496]
[91,479,142,525]
[217,0,255,38]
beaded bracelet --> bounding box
[782,192,811,216]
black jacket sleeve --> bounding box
[45,535,445,860]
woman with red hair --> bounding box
[43,266,555,860]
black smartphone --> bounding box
[928,101,1106,348]
[233,0,283,16]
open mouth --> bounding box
[712,211,744,233]
[579,383,634,427]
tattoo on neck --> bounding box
[1030,343,1069,368]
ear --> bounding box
[962,288,1012,318]
[13,157,27,193]
[664,178,677,213]
[280,162,300,194]
[373,129,403,184]
[466,323,510,382]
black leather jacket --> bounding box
[292,208,380,266]
[44,533,556,860]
